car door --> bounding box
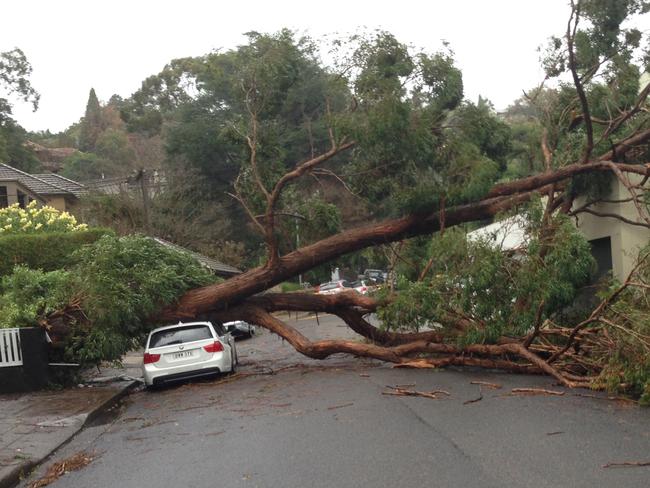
[212,322,236,362]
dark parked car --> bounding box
[223,320,256,339]
[363,269,386,284]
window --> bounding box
[17,190,26,208]
[589,237,613,280]
[148,324,214,348]
[0,186,7,208]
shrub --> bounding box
[0,228,112,275]
[0,201,87,234]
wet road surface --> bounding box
[19,314,650,488]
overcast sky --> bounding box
[2,0,644,133]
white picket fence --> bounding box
[0,328,22,367]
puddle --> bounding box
[85,396,130,427]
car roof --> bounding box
[148,321,214,335]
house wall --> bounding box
[43,195,68,212]
[574,175,650,281]
[0,181,41,207]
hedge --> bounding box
[0,228,114,275]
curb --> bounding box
[0,380,139,488]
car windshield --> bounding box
[149,325,213,348]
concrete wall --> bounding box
[574,174,650,281]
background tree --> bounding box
[77,88,103,151]
[0,48,39,170]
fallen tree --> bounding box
[31,2,650,402]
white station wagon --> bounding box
[142,321,237,388]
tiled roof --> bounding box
[151,237,242,277]
[0,163,71,196]
[34,173,86,197]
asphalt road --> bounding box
[20,314,650,488]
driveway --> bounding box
[18,313,650,488]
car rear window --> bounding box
[149,325,213,348]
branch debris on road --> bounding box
[29,451,95,488]
[382,385,450,400]
[602,460,650,469]
[510,388,565,396]
[327,402,354,410]
[463,386,483,405]
[470,381,502,389]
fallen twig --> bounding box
[393,359,437,369]
[572,393,637,404]
[470,381,502,389]
[602,460,650,469]
[463,386,483,405]
[383,385,450,400]
[327,402,354,410]
[30,451,95,488]
[511,388,565,396]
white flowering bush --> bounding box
[0,201,88,234]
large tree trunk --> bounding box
[163,158,650,320]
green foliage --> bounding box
[73,235,216,334]
[379,212,594,343]
[280,281,302,293]
[0,48,39,119]
[0,48,40,170]
[0,266,72,328]
[593,248,650,401]
[451,98,512,171]
[65,235,216,363]
[60,151,110,180]
[64,326,137,365]
[569,171,613,201]
[291,194,342,245]
[94,128,135,168]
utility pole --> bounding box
[295,215,302,286]
[137,168,151,235]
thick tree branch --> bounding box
[571,208,650,228]
[162,158,650,320]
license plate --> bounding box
[172,350,195,360]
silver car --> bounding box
[142,321,237,387]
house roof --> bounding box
[33,173,86,198]
[151,237,242,277]
[466,216,528,251]
[0,163,77,197]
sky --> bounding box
[0,0,639,133]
